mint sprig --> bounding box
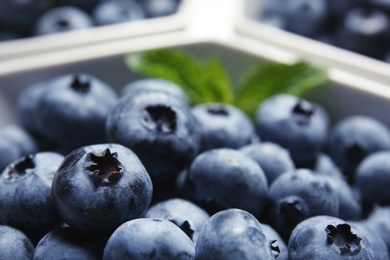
[124,49,328,118]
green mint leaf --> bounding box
[234,61,327,119]
[124,49,233,104]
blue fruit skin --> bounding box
[141,0,181,18]
[121,78,190,104]
[184,148,268,216]
[144,198,210,243]
[312,153,344,179]
[106,91,200,180]
[240,142,295,186]
[195,208,275,260]
[0,225,35,259]
[0,152,64,238]
[356,151,390,205]
[261,223,288,260]
[33,227,105,260]
[192,103,258,152]
[93,0,145,26]
[33,6,94,35]
[103,218,195,259]
[328,115,390,181]
[365,206,390,254]
[32,74,118,151]
[327,0,365,17]
[288,216,375,260]
[255,94,329,166]
[0,125,38,172]
[51,143,153,236]
[58,0,100,12]
[268,169,339,240]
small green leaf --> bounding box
[234,61,327,118]
[124,49,233,104]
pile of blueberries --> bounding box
[257,0,390,62]
[1,73,390,259]
[0,0,181,41]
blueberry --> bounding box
[0,124,38,172]
[121,78,190,104]
[0,152,64,242]
[23,74,118,151]
[267,169,339,240]
[365,206,390,254]
[93,0,145,26]
[288,215,374,259]
[34,226,106,260]
[184,148,268,216]
[192,103,257,152]
[0,225,35,259]
[106,90,200,180]
[240,142,295,186]
[261,223,288,260]
[327,0,365,17]
[141,0,181,18]
[195,208,275,260]
[144,198,210,243]
[103,218,195,259]
[334,6,390,59]
[51,143,153,236]
[356,151,390,205]
[311,152,344,179]
[255,94,330,166]
[57,0,100,12]
[327,115,390,181]
[33,6,94,36]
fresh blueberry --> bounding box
[334,6,390,59]
[57,0,100,12]
[327,115,390,181]
[21,73,118,151]
[267,169,339,240]
[311,152,344,179]
[0,152,64,243]
[195,208,275,260]
[51,143,153,236]
[261,223,288,260]
[0,225,35,259]
[255,94,330,166]
[192,103,257,152]
[184,148,268,216]
[106,90,200,180]
[141,0,181,18]
[33,6,94,36]
[0,124,38,172]
[365,206,390,254]
[356,151,390,205]
[239,142,295,186]
[93,0,145,26]
[121,78,190,104]
[284,0,329,37]
[103,218,195,259]
[144,198,210,243]
[288,215,374,259]
[34,226,106,260]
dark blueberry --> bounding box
[365,206,390,254]
[327,0,365,17]
[0,0,53,32]
[284,0,329,37]
[268,169,339,240]
[288,216,374,259]
[24,74,118,151]
[195,208,275,260]
[93,0,145,26]
[192,103,257,152]
[121,78,190,103]
[141,0,181,18]
[33,226,106,260]
[311,152,344,179]
[106,90,200,180]
[33,6,94,36]
[255,94,329,166]
[0,225,35,259]
[144,198,210,243]
[103,218,195,259]
[57,0,100,12]
[328,115,390,181]
[184,148,268,216]
[240,142,295,186]
[0,124,38,172]
[51,143,153,236]
[334,6,390,59]
[356,151,390,205]
[0,152,64,242]
[261,223,288,260]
